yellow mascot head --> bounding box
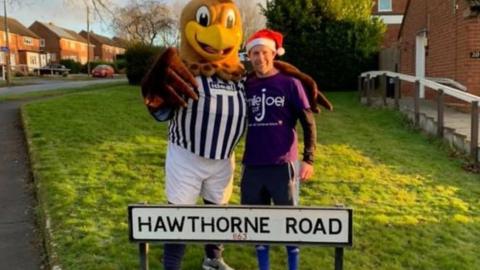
[179,0,244,81]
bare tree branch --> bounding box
[111,0,175,46]
[235,0,267,47]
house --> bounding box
[371,0,408,72]
[372,0,409,48]
[0,16,42,73]
[112,36,129,49]
[29,21,94,65]
[79,31,126,62]
[398,0,480,98]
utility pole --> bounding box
[87,4,91,76]
[3,0,11,85]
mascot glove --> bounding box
[273,61,333,113]
[141,48,199,112]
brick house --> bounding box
[29,21,94,65]
[0,16,42,73]
[398,0,480,98]
[112,36,129,49]
[372,0,409,48]
[79,31,126,62]
[372,0,408,72]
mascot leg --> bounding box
[163,242,186,270]
[203,198,225,260]
[163,144,203,270]
[200,155,235,270]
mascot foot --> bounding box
[202,257,235,270]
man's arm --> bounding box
[298,108,316,181]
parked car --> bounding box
[34,64,70,76]
[92,65,114,78]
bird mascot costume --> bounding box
[140,0,332,269]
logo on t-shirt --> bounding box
[247,88,285,122]
[209,80,236,93]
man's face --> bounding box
[248,45,276,76]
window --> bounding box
[24,37,33,46]
[378,0,392,12]
[40,39,45,47]
[29,55,37,65]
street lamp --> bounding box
[3,0,11,85]
[87,4,91,76]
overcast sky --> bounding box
[8,0,130,37]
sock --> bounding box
[205,244,223,259]
[286,246,299,270]
[203,198,224,259]
[163,243,186,270]
[256,245,270,270]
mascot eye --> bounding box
[196,6,211,27]
[225,10,235,28]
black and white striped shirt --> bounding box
[169,75,247,160]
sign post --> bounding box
[128,205,353,270]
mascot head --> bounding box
[180,0,244,81]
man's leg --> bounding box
[286,246,300,270]
[267,163,300,270]
[241,165,273,270]
[256,245,270,270]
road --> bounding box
[0,77,127,97]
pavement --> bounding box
[363,96,480,162]
[0,79,128,270]
[0,100,44,270]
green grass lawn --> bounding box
[0,82,126,102]
[22,85,480,270]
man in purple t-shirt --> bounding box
[241,29,317,270]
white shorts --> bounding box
[165,143,235,205]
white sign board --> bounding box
[128,205,352,246]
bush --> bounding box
[114,55,127,74]
[60,59,83,74]
[14,71,25,77]
[263,0,384,91]
[124,43,164,85]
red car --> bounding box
[92,65,114,78]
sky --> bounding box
[8,0,130,37]
[8,0,265,39]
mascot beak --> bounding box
[195,24,236,54]
[186,21,239,59]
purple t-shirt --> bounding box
[243,72,310,165]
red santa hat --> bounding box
[245,29,285,56]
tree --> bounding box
[235,0,267,47]
[111,0,175,46]
[262,0,385,90]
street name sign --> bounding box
[128,205,352,246]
